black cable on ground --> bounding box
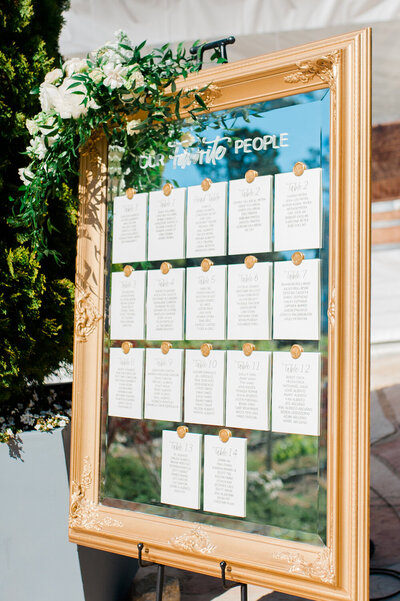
[370,567,400,600]
[370,539,400,600]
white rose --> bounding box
[102,63,128,90]
[87,98,101,110]
[126,119,142,135]
[18,165,35,185]
[40,78,89,119]
[60,78,89,118]
[28,136,48,159]
[39,82,61,112]
[44,68,63,84]
[63,57,88,76]
[89,68,104,84]
[127,68,145,89]
[180,132,196,148]
[38,114,58,135]
[26,118,39,136]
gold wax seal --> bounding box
[242,342,255,357]
[290,344,303,359]
[245,169,258,183]
[161,341,172,355]
[177,425,188,439]
[121,341,133,354]
[244,255,258,269]
[201,258,213,272]
[163,182,173,196]
[126,188,136,199]
[219,428,232,443]
[291,251,304,266]
[293,162,307,176]
[123,265,134,277]
[160,261,172,274]
[201,343,213,357]
[201,178,212,191]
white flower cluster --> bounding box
[0,396,71,443]
[20,30,146,186]
[34,413,70,432]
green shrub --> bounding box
[0,0,74,438]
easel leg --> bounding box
[156,564,165,601]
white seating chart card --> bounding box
[273,259,320,340]
[146,268,185,340]
[144,348,184,422]
[184,349,225,426]
[274,167,322,251]
[225,351,271,430]
[203,435,247,517]
[228,175,273,255]
[161,430,202,509]
[186,265,227,340]
[271,351,321,436]
[227,262,272,340]
[186,181,227,258]
[110,271,146,340]
[112,193,147,264]
[147,188,186,261]
[108,347,145,419]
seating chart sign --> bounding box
[148,187,186,261]
[144,348,184,422]
[112,192,147,264]
[274,167,322,251]
[271,351,321,435]
[227,261,272,340]
[229,175,273,255]
[186,181,227,258]
[225,350,271,430]
[103,95,330,529]
[161,430,202,509]
[184,349,226,426]
[146,268,185,340]
[186,264,227,340]
[72,32,371,601]
[203,435,247,517]
[108,347,145,419]
[110,271,146,340]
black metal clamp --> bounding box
[190,36,236,69]
[137,543,165,601]
[220,561,248,601]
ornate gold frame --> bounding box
[69,29,371,601]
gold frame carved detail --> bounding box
[69,29,371,601]
[168,526,216,555]
[69,457,122,531]
[284,51,340,88]
[75,289,102,342]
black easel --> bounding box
[220,560,248,601]
[137,543,165,601]
[190,36,236,69]
[137,544,248,601]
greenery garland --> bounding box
[0,30,220,443]
[14,29,219,259]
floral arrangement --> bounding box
[15,29,218,259]
[1,30,219,443]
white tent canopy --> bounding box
[60,0,400,53]
[60,0,400,125]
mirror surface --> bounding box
[100,89,330,545]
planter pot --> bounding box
[0,424,136,601]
